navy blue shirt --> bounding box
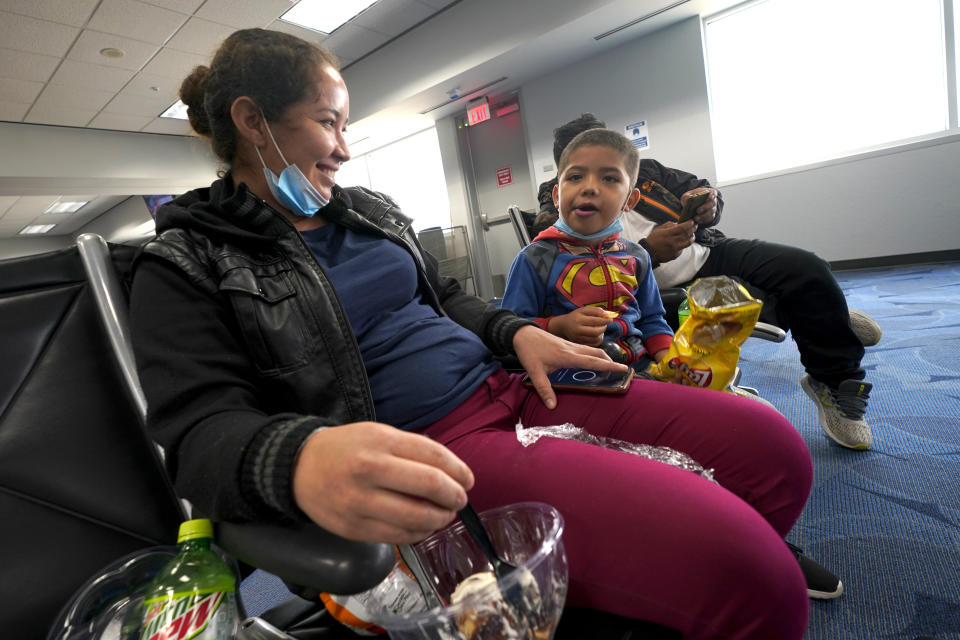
[302,223,499,429]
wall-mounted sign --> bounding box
[625,120,650,150]
[496,166,513,187]
[467,101,492,126]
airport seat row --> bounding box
[0,234,682,639]
[0,234,394,639]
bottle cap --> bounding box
[177,518,214,543]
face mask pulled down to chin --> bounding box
[255,117,329,218]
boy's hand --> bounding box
[546,307,613,346]
[512,325,627,409]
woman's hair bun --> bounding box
[180,65,212,137]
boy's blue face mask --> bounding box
[553,214,623,241]
[255,116,329,218]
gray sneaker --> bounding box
[801,376,873,449]
[849,309,882,346]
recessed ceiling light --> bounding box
[160,100,189,120]
[280,0,379,34]
[99,47,125,59]
[44,200,88,214]
[20,224,56,235]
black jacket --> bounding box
[536,159,727,268]
[130,177,529,524]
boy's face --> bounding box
[553,144,640,239]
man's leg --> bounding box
[696,237,874,448]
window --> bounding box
[705,0,953,181]
[336,127,452,232]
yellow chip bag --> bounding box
[650,276,762,390]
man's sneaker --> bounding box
[849,309,882,346]
[801,376,873,450]
[787,542,843,599]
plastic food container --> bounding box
[380,502,567,640]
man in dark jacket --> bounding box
[535,114,881,451]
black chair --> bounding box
[507,204,536,248]
[0,234,394,640]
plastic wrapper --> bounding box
[321,549,429,635]
[516,421,715,483]
[650,276,761,391]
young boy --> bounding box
[501,128,673,372]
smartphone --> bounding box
[678,190,711,223]
[521,367,634,394]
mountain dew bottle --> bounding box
[139,519,238,640]
[677,297,691,327]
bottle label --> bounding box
[140,591,234,640]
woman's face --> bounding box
[261,63,351,202]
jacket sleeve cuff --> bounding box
[645,333,674,358]
[240,416,325,522]
[484,310,537,356]
[639,239,660,269]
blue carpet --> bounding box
[242,261,960,638]
[738,261,960,640]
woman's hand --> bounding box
[292,422,474,544]
[546,307,612,346]
[513,325,627,409]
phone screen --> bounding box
[522,367,634,393]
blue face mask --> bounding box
[255,118,329,218]
[553,214,623,241]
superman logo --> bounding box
[555,257,639,309]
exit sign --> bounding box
[467,101,491,126]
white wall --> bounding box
[0,122,217,197]
[0,235,72,259]
[515,16,960,262]
[521,18,716,192]
[82,196,155,245]
[719,138,960,261]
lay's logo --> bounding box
[141,591,224,640]
[666,357,713,388]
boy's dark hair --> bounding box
[558,129,640,185]
[552,113,605,165]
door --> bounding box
[457,103,536,298]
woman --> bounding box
[130,28,812,639]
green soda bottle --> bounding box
[139,519,238,640]
[677,297,691,327]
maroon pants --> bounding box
[421,369,811,639]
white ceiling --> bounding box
[0,0,740,243]
[0,0,459,134]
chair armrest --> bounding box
[216,522,395,596]
[750,322,786,343]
